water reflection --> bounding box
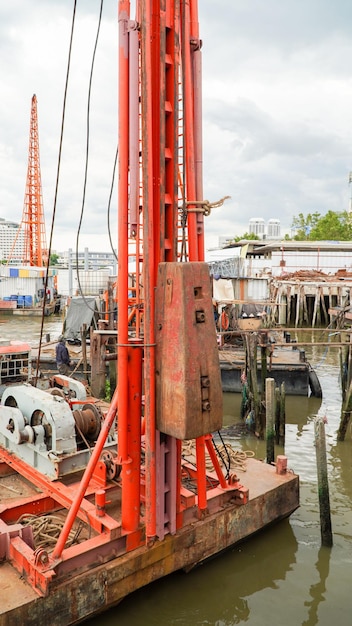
[302,546,331,626]
[85,520,297,626]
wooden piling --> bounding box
[279,382,286,447]
[286,285,292,326]
[314,417,333,547]
[274,382,286,447]
[108,338,117,398]
[260,344,268,402]
[90,329,107,399]
[339,344,347,401]
[80,323,88,382]
[337,380,352,441]
[319,286,328,325]
[244,333,262,437]
[275,386,280,445]
[295,287,300,328]
[265,378,275,464]
[312,288,319,328]
[347,334,352,392]
[302,287,309,325]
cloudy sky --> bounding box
[1,1,352,254]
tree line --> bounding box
[232,210,352,242]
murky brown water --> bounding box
[1,318,351,625]
[0,311,64,346]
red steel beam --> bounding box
[141,0,157,540]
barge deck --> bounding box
[0,453,298,626]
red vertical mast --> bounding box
[21,94,48,266]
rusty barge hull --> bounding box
[0,457,298,626]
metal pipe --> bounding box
[190,0,204,259]
[141,0,157,540]
[205,435,227,489]
[117,0,130,465]
[129,25,140,236]
[182,0,198,261]
[52,389,118,559]
[195,436,207,510]
[122,345,142,531]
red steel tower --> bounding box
[20,94,48,267]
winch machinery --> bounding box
[0,380,117,479]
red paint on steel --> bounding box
[122,345,142,532]
[195,437,207,510]
[117,0,130,466]
[141,0,157,540]
[95,489,106,517]
[52,391,118,559]
[276,455,288,474]
[182,0,198,261]
[205,435,228,490]
[189,0,204,258]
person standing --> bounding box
[55,335,71,375]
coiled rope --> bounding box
[186,195,231,216]
[17,513,85,551]
[182,440,255,473]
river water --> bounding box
[0,316,351,625]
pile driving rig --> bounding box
[0,2,298,624]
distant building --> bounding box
[249,218,265,238]
[0,218,25,262]
[267,219,281,239]
[218,236,234,248]
[247,217,281,239]
[58,248,117,271]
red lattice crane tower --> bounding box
[20,94,48,267]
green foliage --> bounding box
[310,210,352,241]
[105,378,111,401]
[292,210,352,241]
[291,212,321,240]
[232,232,260,242]
[50,253,59,265]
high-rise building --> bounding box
[249,218,265,237]
[267,218,281,238]
[0,218,25,262]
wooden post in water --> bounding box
[314,416,333,547]
[260,343,268,403]
[339,345,346,401]
[245,333,262,436]
[286,284,292,326]
[337,380,352,441]
[275,383,286,447]
[279,382,286,447]
[347,334,352,391]
[302,287,309,325]
[295,286,300,328]
[275,386,280,445]
[312,288,319,328]
[319,286,328,326]
[266,377,275,464]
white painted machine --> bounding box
[0,383,117,479]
